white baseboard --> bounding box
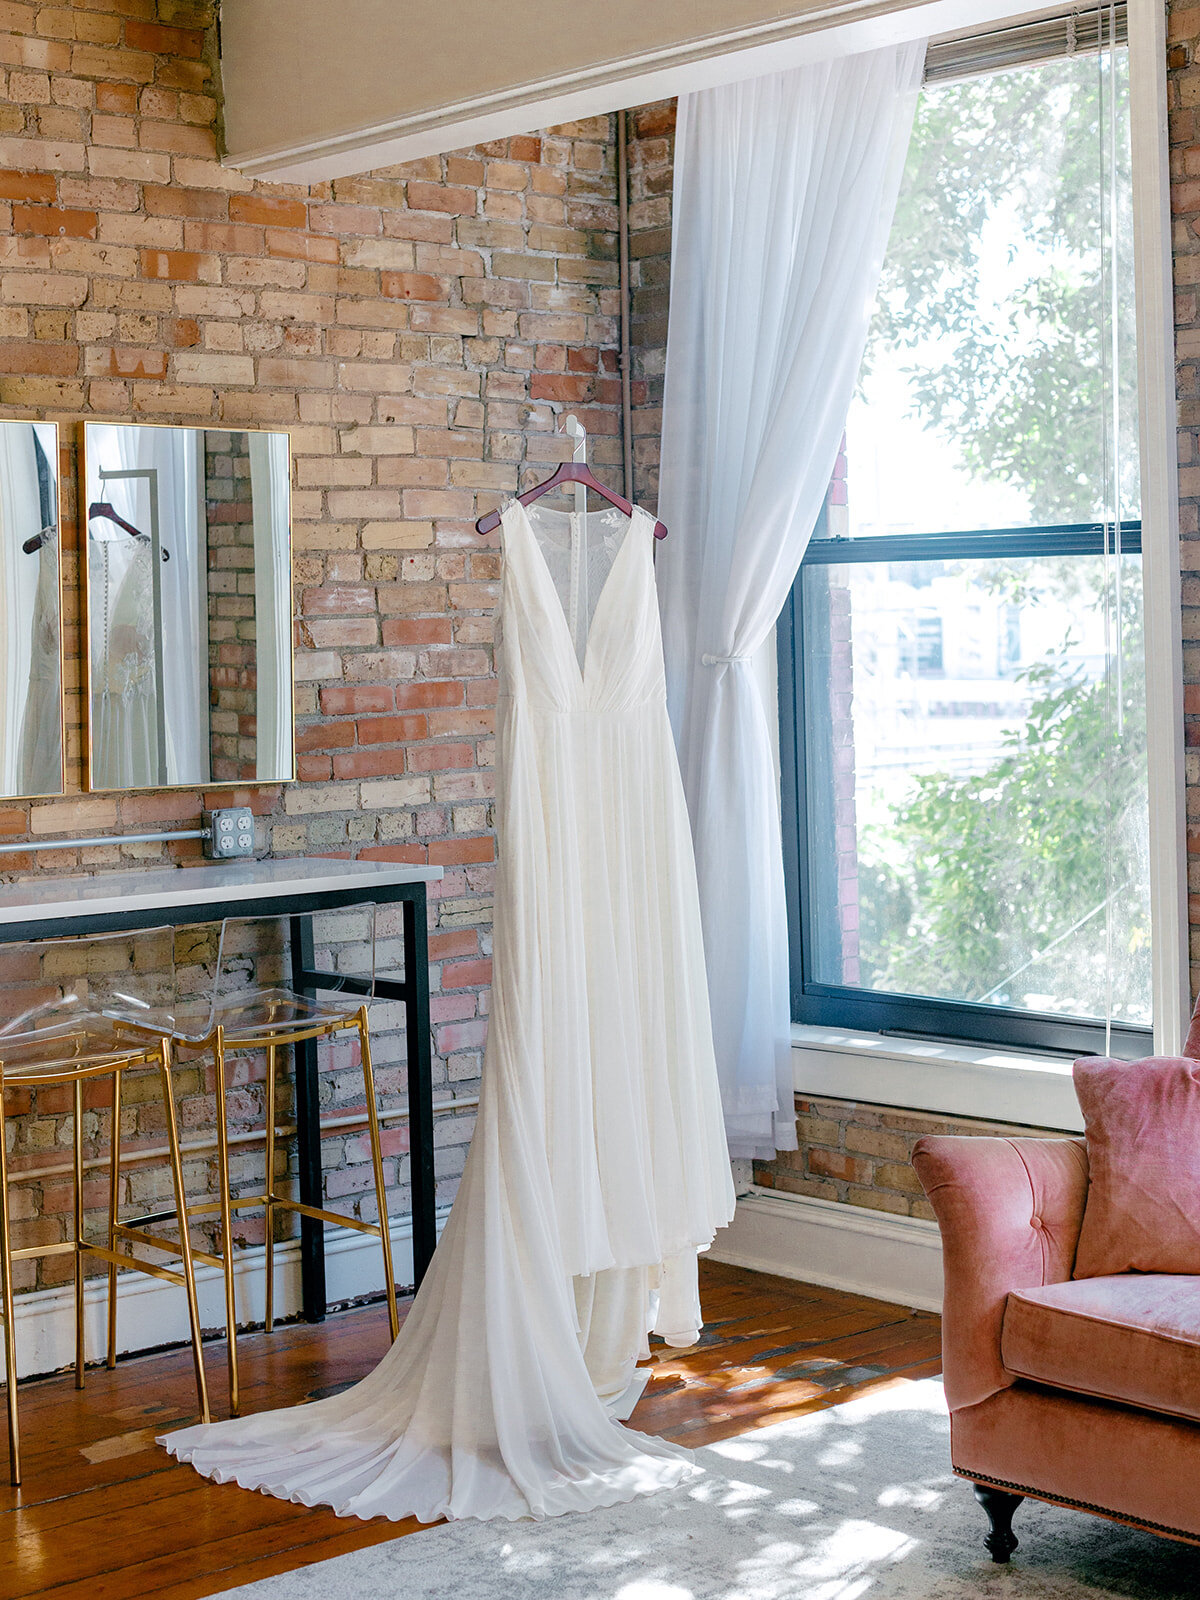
[12,1206,451,1382]
[705,1189,944,1314]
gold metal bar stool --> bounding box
[0,930,210,1488]
[114,911,399,1416]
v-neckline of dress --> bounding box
[506,499,647,691]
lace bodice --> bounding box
[519,502,631,668]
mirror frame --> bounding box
[0,418,65,802]
[80,420,296,794]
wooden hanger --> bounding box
[87,501,171,560]
[475,461,668,540]
[22,524,55,555]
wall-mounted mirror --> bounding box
[0,421,62,800]
[83,423,294,792]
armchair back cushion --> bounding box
[913,1134,1087,1410]
[1073,1056,1200,1278]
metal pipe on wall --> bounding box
[618,107,634,501]
[0,829,209,856]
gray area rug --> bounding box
[213,1381,1200,1599]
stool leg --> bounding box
[211,1029,240,1415]
[106,1068,122,1369]
[159,1043,210,1425]
[73,1079,85,1390]
[358,1009,399,1341]
[0,1079,20,1486]
[264,1042,277,1335]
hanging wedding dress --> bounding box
[90,534,173,788]
[164,499,735,1522]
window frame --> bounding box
[779,517,1153,1058]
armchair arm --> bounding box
[912,1135,1088,1412]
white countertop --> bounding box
[0,857,443,927]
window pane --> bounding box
[840,47,1137,539]
[800,553,1150,1025]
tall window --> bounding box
[780,9,1150,1055]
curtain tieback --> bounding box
[701,653,750,666]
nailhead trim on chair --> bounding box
[954,1466,1200,1547]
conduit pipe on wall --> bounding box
[0,829,209,855]
[618,107,634,500]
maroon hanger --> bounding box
[88,501,148,542]
[22,525,54,555]
[475,461,668,540]
[87,501,171,561]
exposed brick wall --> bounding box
[0,0,630,1291]
[753,1095,1063,1221]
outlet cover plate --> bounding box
[204,807,256,859]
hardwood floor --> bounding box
[1,1262,940,1600]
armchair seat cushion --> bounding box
[1002,1274,1200,1424]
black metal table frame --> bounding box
[0,879,435,1322]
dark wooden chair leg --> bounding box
[974,1483,1024,1562]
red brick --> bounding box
[406,182,478,216]
[95,82,138,114]
[441,957,492,988]
[358,844,427,864]
[0,343,77,375]
[230,194,307,227]
[428,838,494,866]
[0,170,56,202]
[295,723,356,752]
[124,20,206,58]
[320,686,394,716]
[395,680,463,710]
[331,749,408,779]
[381,617,453,647]
[357,715,428,744]
[406,743,475,772]
[428,929,479,961]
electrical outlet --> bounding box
[204,807,256,859]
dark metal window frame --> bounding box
[778,519,1152,1057]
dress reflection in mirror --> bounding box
[0,421,62,799]
[83,423,294,792]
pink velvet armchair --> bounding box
[913,1132,1200,1561]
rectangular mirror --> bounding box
[83,423,294,792]
[0,420,62,799]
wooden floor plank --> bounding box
[1,1263,941,1599]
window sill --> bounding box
[790,1022,1083,1132]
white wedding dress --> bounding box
[164,499,735,1522]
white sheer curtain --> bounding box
[656,45,925,1158]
